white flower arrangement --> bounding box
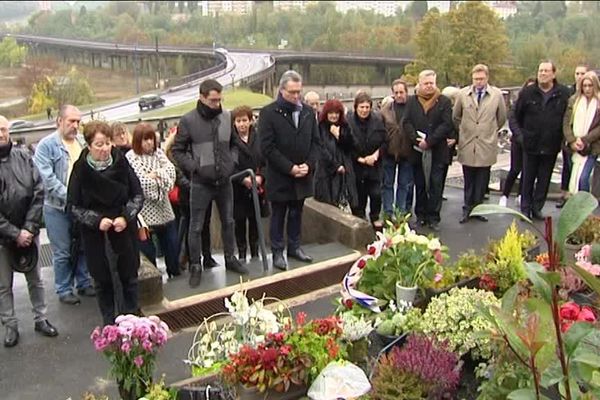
[186,289,292,373]
[340,312,374,342]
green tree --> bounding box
[28,78,54,113]
[0,37,28,68]
[407,2,509,86]
[406,0,428,21]
[51,67,94,108]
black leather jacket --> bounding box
[0,144,44,244]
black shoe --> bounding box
[429,222,440,232]
[168,270,182,279]
[225,256,249,274]
[442,196,448,201]
[34,320,58,337]
[202,255,219,269]
[59,293,81,305]
[189,264,202,288]
[417,219,428,227]
[556,198,567,209]
[77,287,96,297]
[531,210,545,221]
[250,245,258,259]
[4,326,18,347]
[272,251,287,271]
[287,248,313,263]
[473,215,488,222]
[459,214,470,224]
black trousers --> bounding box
[189,182,236,265]
[502,140,523,196]
[521,152,558,216]
[560,146,572,192]
[270,200,304,252]
[235,215,258,256]
[463,165,491,215]
[81,227,139,326]
[175,201,213,262]
[414,159,446,224]
[351,176,381,223]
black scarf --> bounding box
[276,92,302,113]
[0,141,12,159]
[197,100,222,120]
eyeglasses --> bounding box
[284,89,301,95]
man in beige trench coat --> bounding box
[453,64,507,223]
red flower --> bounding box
[367,246,376,255]
[357,259,367,269]
[577,306,596,322]
[561,321,574,333]
[479,274,497,292]
[295,312,307,326]
[560,302,581,320]
[343,299,354,309]
[434,249,443,264]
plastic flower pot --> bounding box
[395,282,418,305]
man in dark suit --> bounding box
[258,71,320,270]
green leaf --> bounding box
[471,204,533,224]
[502,284,520,314]
[525,262,552,303]
[557,192,598,258]
[564,322,594,358]
[540,360,565,388]
[570,263,600,298]
[573,352,600,369]
[507,388,545,400]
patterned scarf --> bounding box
[86,153,113,171]
[416,87,441,114]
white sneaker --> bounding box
[515,195,521,206]
[498,196,508,207]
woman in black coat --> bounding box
[232,106,265,261]
[347,92,387,228]
[67,121,144,326]
[314,99,357,210]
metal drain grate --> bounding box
[38,243,53,268]
[156,259,354,332]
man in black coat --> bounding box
[403,70,453,231]
[0,115,58,347]
[514,61,570,220]
[258,70,320,270]
[172,80,247,288]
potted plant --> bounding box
[221,314,344,400]
[564,214,600,261]
[339,311,374,365]
[370,335,461,399]
[90,315,170,400]
[356,222,446,305]
[373,301,422,347]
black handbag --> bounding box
[6,242,38,273]
[337,175,352,214]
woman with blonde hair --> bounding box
[563,71,600,194]
[110,122,132,154]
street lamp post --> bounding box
[230,73,235,90]
[134,42,140,94]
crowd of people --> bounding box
[1,61,599,345]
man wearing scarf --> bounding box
[172,79,247,288]
[514,61,570,220]
[259,70,320,270]
[403,70,453,231]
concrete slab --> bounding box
[0,187,566,400]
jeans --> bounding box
[188,182,236,265]
[575,156,597,192]
[0,243,47,328]
[138,220,180,276]
[270,200,304,252]
[382,156,414,216]
[502,140,523,196]
[43,205,92,296]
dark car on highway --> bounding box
[138,94,166,111]
[9,120,35,131]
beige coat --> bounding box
[453,85,507,167]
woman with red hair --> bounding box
[314,99,357,210]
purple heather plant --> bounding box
[390,334,461,399]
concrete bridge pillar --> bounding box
[376,64,391,85]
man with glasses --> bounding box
[259,70,320,270]
[172,79,247,288]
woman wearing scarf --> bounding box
[402,70,453,231]
[563,71,600,194]
[126,123,180,278]
[347,92,386,228]
[110,122,132,155]
[314,99,357,211]
[67,121,144,326]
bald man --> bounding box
[304,91,320,117]
[33,105,94,305]
[0,116,58,346]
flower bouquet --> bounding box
[90,314,170,400]
[187,290,291,377]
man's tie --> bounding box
[477,90,484,104]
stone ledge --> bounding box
[138,254,163,307]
